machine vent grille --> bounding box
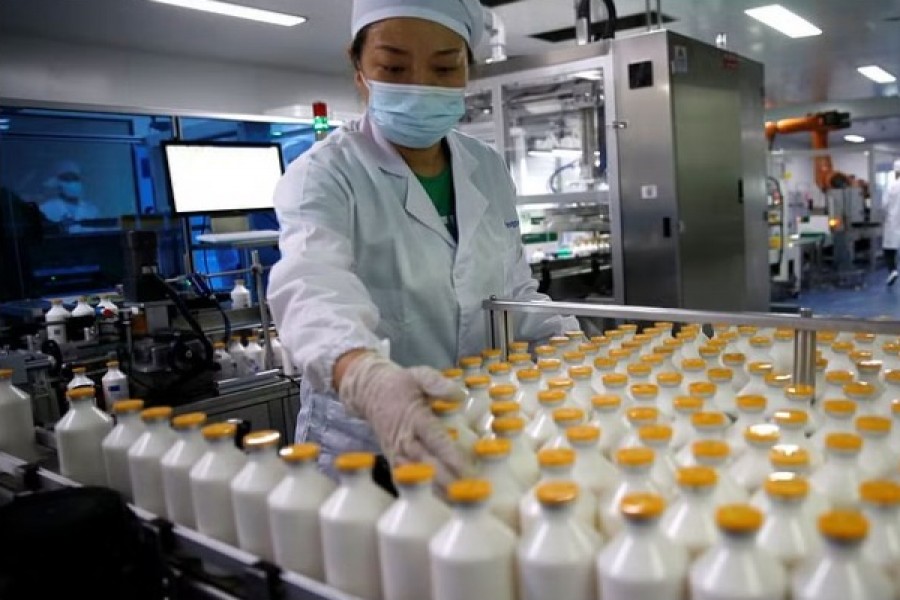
[530,11,676,43]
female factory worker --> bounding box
[268,0,577,486]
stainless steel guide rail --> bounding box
[483,297,900,387]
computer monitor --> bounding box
[162,142,284,216]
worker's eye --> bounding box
[434,66,459,74]
[380,65,406,74]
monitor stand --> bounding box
[210,215,250,234]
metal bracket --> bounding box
[243,560,283,600]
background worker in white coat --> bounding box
[267,0,578,489]
[883,159,900,286]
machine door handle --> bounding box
[663,217,672,238]
[738,178,744,204]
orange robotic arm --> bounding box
[765,111,852,192]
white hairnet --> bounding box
[351,0,485,49]
[894,158,900,172]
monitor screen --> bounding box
[163,142,284,215]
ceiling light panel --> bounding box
[148,0,306,27]
[745,4,822,38]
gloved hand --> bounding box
[338,352,471,487]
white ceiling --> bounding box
[1,0,899,110]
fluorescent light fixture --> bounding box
[149,0,306,26]
[857,65,897,84]
[572,69,603,81]
[844,134,866,143]
[745,5,821,38]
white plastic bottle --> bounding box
[231,430,287,561]
[230,278,252,309]
[525,390,566,449]
[568,365,594,410]
[655,372,684,417]
[589,395,625,456]
[820,370,854,404]
[377,463,451,600]
[460,355,484,378]
[855,415,898,479]
[810,432,864,509]
[190,422,247,545]
[597,492,688,600]
[430,479,517,600]
[792,510,893,600]
[671,396,704,452]
[477,385,519,436]
[637,424,678,496]
[737,361,774,398]
[474,438,524,532]
[727,395,767,457]
[746,336,776,370]
[590,356,619,393]
[213,342,237,380]
[268,443,336,579]
[780,384,817,431]
[844,381,880,416]
[101,399,146,500]
[128,406,177,517]
[487,362,513,385]
[599,447,660,536]
[692,440,749,505]
[56,387,113,485]
[243,330,266,374]
[723,352,749,393]
[67,366,95,392]
[729,423,781,494]
[518,481,600,600]
[161,412,208,528]
[618,406,660,450]
[516,367,542,417]
[568,425,617,499]
[629,382,659,409]
[492,416,540,488]
[521,448,596,535]
[890,399,900,460]
[508,352,534,372]
[675,411,729,466]
[542,407,586,451]
[690,504,787,600]
[681,358,708,388]
[101,360,129,406]
[810,399,857,452]
[45,298,70,344]
[320,452,393,599]
[266,330,285,370]
[599,372,629,405]
[829,341,857,374]
[0,368,35,459]
[771,328,795,374]
[660,465,719,559]
[756,476,821,572]
[229,336,248,377]
[431,399,478,458]
[71,296,94,318]
[707,368,736,414]
[463,374,491,428]
[538,357,564,389]
[859,480,900,582]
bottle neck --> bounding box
[825,451,859,467]
[769,496,805,516]
[144,419,170,432]
[246,446,280,464]
[339,469,377,491]
[721,530,758,550]
[823,538,863,561]
[539,501,576,523]
[540,465,574,482]
[621,465,653,484]
[397,481,434,502]
[622,516,661,537]
[481,455,513,478]
[177,426,204,442]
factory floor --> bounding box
[783,268,900,319]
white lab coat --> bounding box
[883,173,900,250]
[268,114,576,472]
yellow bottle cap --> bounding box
[591,335,611,346]
[737,325,759,335]
[537,358,563,372]
[764,476,809,499]
[822,399,856,416]
[280,443,320,463]
[548,377,575,391]
[630,383,659,398]
[857,360,882,374]
[459,356,483,368]
[490,401,520,417]
[850,350,873,364]
[832,341,854,353]
[72,367,87,374]
[860,480,900,505]
[674,396,704,412]
[785,385,814,399]
[638,424,673,443]
[618,324,638,333]
[816,357,829,370]
[774,329,794,341]
[516,368,541,382]
[616,446,655,467]
[885,343,900,356]
[885,370,900,385]
[550,336,571,347]
[692,411,727,428]
[693,439,730,460]
[202,422,236,440]
[748,362,774,375]
[488,384,517,399]
[492,416,525,434]
[844,382,876,398]
[619,492,666,520]
[640,354,665,366]
[626,406,659,424]
[509,341,530,354]
[446,427,460,441]
[893,398,900,414]
[562,350,586,363]
[677,465,717,488]
[764,373,792,387]
[172,412,207,430]
[716,504,764,533]
[447,479,491,503]
[681,358,706,371]
[593,357,618,370]
[566,425,600,443]
[464,375,491,388]
[688,382,717,397]
[244,430,281,449]
[393,463,436,485]
[773,410,808,427]
[552,406,584,421]
[605,329,624,340]
[537,390,567,405]
[825,370,854,385]
[111,399,144,414]
[592,395,622,409]
[744,423,781,443]
[335,452,376,472]
[654,321,674,329]
[662,338,683,349]
[508,353,532,364]
[699,346,721,358]
[826,432,863,452]
[657,372,684,386]
[627,364,652,377]
[622,340,644,351]
[442,368,464,379]
[141,406,173,422]
[770,442,811,469]
[708,368,733,382]
[473,438,511,458]
[482,348,502,359]
[609,348,633,360]
[538,448,576,467]
[818,510,868,541]
[66,387,96,400]
[817,330,838,343]
[568,365,592,379]
[749,336,773,347]
[722,352,747,365]
[856,415,891,433]
[602,373,628,387]
[431,399,462,415]
[535,345,557,357]
[736,395,766,411]
[536,481,579,506]
[487,362,511,375]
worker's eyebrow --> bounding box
[373,44,410,55]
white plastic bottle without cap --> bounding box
[492,416,539,487]
[671,396,704,451]
[487,361,513,386]
[229,336,248,377]
[518,481,600,600]
[590,356,619,394]
[71,296,94,318]
[462,374,491,428]
[243,330,265,374]
[101,360,129,406]
[690,504,787,600]
[723,352,749,393]
[737,361,774,398]
[320,452,392,599]
[524,390,566,449]
[477,385,519,436]
[190,422,247,545]
[855,415,898,479]
[230,278,251,309]
[693,440,749,505]
[482,347,502,368]
[567,425,617,499]
[637,424,678,497]
[378,463,451,600]
[567,365,594,410]
[161,412,208,528]
[101,399,146,500]
[618,406,660,451]
[792,510,893,600]
[589,395,625,456]
[231,430,287,561]
[599,446,659,536]
[727,395,767,457]
[268,443,335,580]
[542,407,585,451]
[521,448,596,535]
[857,480,900,582]
[662,465,719,559]
[655,372,684,418]
[45,299,70,345]
[431,479,516,600]
[128,406,177,517]
[811,432,864,509]
[459,355,484,378]
[0,368,35,459]
[56,387,113,485]
[515,367,541,416]
[756,477,821,572]
[597,492,688,600]
[67,366,95,392]
[474,437,524,532]
[675,411,729,466]
[811,399,857,452]
[707,368,736,414]
[213,342,237,380]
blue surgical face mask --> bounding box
[365,79,466,149]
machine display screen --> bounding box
[163,143,284,215]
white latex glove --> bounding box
[339,352,471,487]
